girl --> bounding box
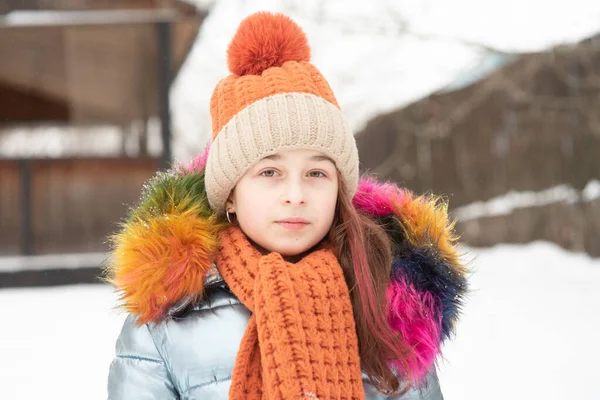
[105,12,467,400]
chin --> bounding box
[270,242,313,257]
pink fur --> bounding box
[353,177,406,216]
[182,143,210,173]
[387,279,442,383]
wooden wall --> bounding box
[0,157,159,255]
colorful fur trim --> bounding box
[105,152,467,383]
[353,177,468,382]
[104,152,227,325]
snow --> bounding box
[170,0,483,161]
[453,180,600,221]
[170,0,600,161]
[0,252,107,273]
[2,242,600,399]
[437,242,600,400]
[0,120,164,159]
[582,180,600,202]
[0,284,125,399]
[378,0,600,52]
[1,9,178,27]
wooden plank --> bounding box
[0,160,21,254]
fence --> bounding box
[356,34,600,256]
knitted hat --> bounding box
[204,11,359,213]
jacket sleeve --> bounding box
[107,314,179,400]
[363,368,444,400]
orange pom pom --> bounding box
[227,12,311,76]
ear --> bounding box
[225,194,236,213]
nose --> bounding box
[281,176,306,206]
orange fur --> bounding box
[107,205,221,325]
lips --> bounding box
[277,217,309,224]
[276,218,309,230]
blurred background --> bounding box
[1,0,599,399]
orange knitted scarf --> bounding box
[216,227,365,400]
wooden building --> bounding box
[0,1,208,261]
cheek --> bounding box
[238,205,266,227]
[234,187,271,225]
[315,183,338,212]
[306,185,337,233]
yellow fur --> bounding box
[394,193,465,276]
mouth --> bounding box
[276,218,309,230]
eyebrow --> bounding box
[263,154,281,161]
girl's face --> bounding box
[226,149,339,257]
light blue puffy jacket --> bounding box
[107,270,444,400]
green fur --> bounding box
[127,169,222,223]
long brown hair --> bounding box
[328,176,414,395]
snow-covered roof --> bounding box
[0,9,179,28]
[0,120,163,159]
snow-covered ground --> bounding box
[437,242,600,400]
[1,242,599,399]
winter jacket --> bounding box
[105,155,467,400]
[107,266,444,399]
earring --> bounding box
[226,210,232,224]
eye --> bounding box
[308,170,326,178]
[259,169,278,177]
